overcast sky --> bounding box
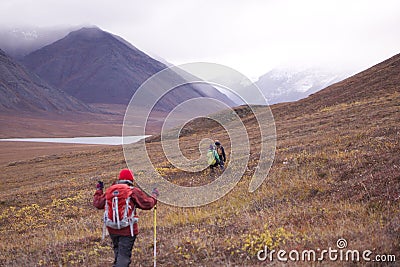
[1,0,399,79]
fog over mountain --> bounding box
[0,25,81,59]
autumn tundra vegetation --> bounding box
[0,54,399,266]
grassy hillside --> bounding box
[0,55,399,266]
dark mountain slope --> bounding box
[21,27,234,109]
[0,49,92,114]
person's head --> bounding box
[118,169,134,186]
[215,140,221,146]
[209,144,214,150]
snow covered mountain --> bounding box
[255,67,352,104]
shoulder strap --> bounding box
[213,150,220,160]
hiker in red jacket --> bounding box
[93,169,158,267]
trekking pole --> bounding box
[153,204,157,267]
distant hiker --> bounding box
[93,169,158,267]
[214,140,226,170]
[207,144,220,173]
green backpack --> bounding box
[207,150,218,165]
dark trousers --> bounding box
[210,161,219,172]
[219,160,225,168]
[110,234,136,267]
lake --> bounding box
[0,136,149,145]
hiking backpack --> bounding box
[103,183,138,237]
[207,149,218,165]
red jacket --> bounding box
[93,186,157,236]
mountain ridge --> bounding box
[21,27,234,109]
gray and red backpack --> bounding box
[103,183,138,237]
